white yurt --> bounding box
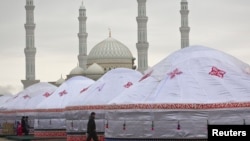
[0,82,57,135]
[34,76,95,138]
[0,94,13,135]
[105,45,250,141]
[65,68,142,141]
[0,94,13,110]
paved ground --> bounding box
[0,138,13,141]
[0,137,66,141]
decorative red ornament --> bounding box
[23,95,30,99]
[209,66,226,78]
[106,120,109,128]
[59,90,67,96]
[177,121,180,130]
[139,70,153,82]
[151,121,154,131]
[124,82,133,88]
[123,121,126,130]
[43,92,51,98]
[96,83,105,91]
[168,68,183,79]
[80,87,89,93]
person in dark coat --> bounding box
[86,112,98,141]
[21,116,26,134]
[25,116,30,135]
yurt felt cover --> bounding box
[109,45,250,104]
[0,94,13,110]
[1,82,57,111]
[66,68,143,133]
[0,94,13,125]
[35,76,95,130]
[68,68,143,106]
[105,45,250,139]
[0,83,57,134]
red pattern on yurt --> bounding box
[64,102,250,111]
[124,82,133,88]
[23,95,30,99]
[209,66,226,78]
[2,102,250,115]
[80,87,89,93]
[106,121,109,128]
[96,83,105,91]
[67,134,104,141]
[167,68,183,79]
[34,130,66,137]
[139,70,153,82]
[59,90,67,96]
[43,92,51,97]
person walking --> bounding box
[86,112,98,141]
[24,116,30,135]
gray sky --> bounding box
[0,0,250,95]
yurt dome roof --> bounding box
[109,45,250,105]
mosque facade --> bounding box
[21,0,190,88]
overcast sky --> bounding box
[0,0,250,95]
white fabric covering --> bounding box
[65,68,143,133]
[68,68,143,106]
[0,95,13,110]
[1,82,57,110]
[105,45,250,139]
[34,76,95,130]
[0,83,57,131]
[109,45,250,104]
[36,76,94,109]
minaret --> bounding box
[180,0,190,48]
[21,0,39,89]
[136,0,149,73]
[78,1,88,70]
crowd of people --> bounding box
[16,116,30,136]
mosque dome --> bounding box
[87,35,134,71]
[88,37,133,59]
[70,65,84,75]
[86,63,104,75]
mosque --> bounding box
[3,1,250,140]
[21,0,190,88]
